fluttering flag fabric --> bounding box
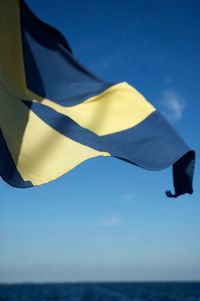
[0,0,195,197]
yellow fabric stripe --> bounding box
[34,82,156,136]
[0,0,27,98]
[0,87,110,185]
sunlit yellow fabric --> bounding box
[0,86,110,185]
[36,82,156,136]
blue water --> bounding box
[0,282,200,301]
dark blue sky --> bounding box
[0,0,199,282]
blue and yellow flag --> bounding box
[0,0,195,197]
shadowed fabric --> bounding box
[20,0,110,105]
[0,0,195,197]
[0,129,32,188]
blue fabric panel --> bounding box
[20,0,111,105]
[24,101,190,171]
[0,130,33,188]
[23,101,116,154]
[103,111,190,170]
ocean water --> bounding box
[0,282,200,301]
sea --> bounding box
[0,282,200,301]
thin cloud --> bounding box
[163,77,172,84]
[120,192,135,204]
[161,89,185,122]
[97,216,122,227]
[91,48,130,73]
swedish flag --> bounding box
[0,0,195,197]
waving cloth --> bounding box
[0,0,195,197]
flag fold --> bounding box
[0,0,195,197]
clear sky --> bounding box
[0,0,200,282]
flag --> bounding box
[0,0,195,197]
